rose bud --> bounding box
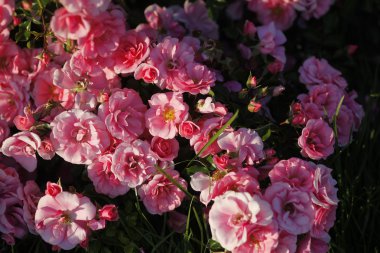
[98,204,119,221]
[45,182,62,197]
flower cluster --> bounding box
[0,0,364,252]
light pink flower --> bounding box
[269,158,315,191]
[98,88,147,142]
[311,165,338,237]
[294,0,334,20]
[1,131,41,172]
[138,168,187,215]
[149,37,195,90]
[150,137,179,161]
[134,63,159,84]
[249,0,296,30]
[257,22,286,64]
[231,223,279,253]
[0,120,10,145]
[37,138,55,160]
[113,30,151,74]
[179,120,200,139]
[173,63,216,95]
[98,204,118,221]
[74,91,97,111]
[35,191,97,250]
[217,128,265,165]
[298,119,335,160]
[298,57,347,90]
[50,8,91,40]
[32,68,74,109]
[78,8,126,59]
[50,109,110,165]
[209,191,273,251]
[18,180,43,234]
[175,0,219,39]
[87,154,129,198]
[145,92,189,139]
[264,182,315,235]
[59,0,110,17]
[197,97,216,114]
[111,140,156,188]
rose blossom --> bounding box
[113,30,151,74]
[138,168,187,215]
[0,120,9,144]
[0,0,14,32]
[298,119,335,160]
[50,109,110,165]
[45,182,62,197]
[209,191,273,250]
[98,88,147,142]
[179,120,200,139]
[145,92,189,139]
[35,191,97,250]
[134,63,159,84]
[150,137,179,161]
[111,140,157,188]
[98,204,118,221]
[59,0,110,17]
[273,231,297,253]
[1,131,41,172]
[264,182,315,235]
[50,8,91,40]
[257,22,286,64]
[217,128,265,165]
[87,154,129,198]
[269,158,315,191]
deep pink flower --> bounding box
[150,137,179,161]
[113,30,151,74]
[298,119,335,160]
[149,37,195,90]
[45,182,62,197]
[298,57,347,90]
[179,120,200,139]
[217,128,265,165]
[273,231,297,253]
[209,191,273,250]
[264,182,315,235]
[50,109,110,165]
[269,158,315,191]
[98,204,118,221]
[1,131,41,172]
[138,168,187,215]
[98,88,147,142]
[87,154,129,198]
[50,8,91,40]
[134,63,159,84]
[0,120,10,145]
[296,232,330,253]
[145,92,189,139]
[35,191,97,250]
[111,140,156,188]
[0,0,14,32]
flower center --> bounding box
[163,107,176,122]
[59,212,72,224]
[284,203,295,214]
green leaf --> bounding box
[185,165,209,176]
[262,128,272,142]
[209,239,223,252]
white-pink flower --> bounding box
[145,92,189,139]
[209,191,273,251]
[50,8,91,40]
[98,88,147,142]
[138,168,187,215]
[50,109,110,165]
[111,140,157,188]
[1,131,41,172]
[35,191,97,250]
[87,154,129,198]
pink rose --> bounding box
[298,119,335,160]
[138,168,187,215]
[150,137,179,161]
[217,128,265,165]
[13,107,35,131]
[87,154,129,198]
[37,138,55,160]
[243,20,257,38]
[50,109,110,165]
[35,191,97,250]
[111,140,156,188]
[209,191,273,250]
[269,158,315,191]
[98,204,118,221]
[1,131,41,172]
[134,63,159,84]
[336,105,354,146]
[50,8,91,40]
[18,180,43,234]
[264,182,315,235]
[196,97,216,114]
[59,0,110,17]
[273,231,297,253]
[45,182,62,197]
[113,30,151,74]
[0,120,10,144]
[179,120,200,139]
[98,88,147,142]
[145,92,189,139]
[257,22,286,64]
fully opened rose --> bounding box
[0,0,366,252]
